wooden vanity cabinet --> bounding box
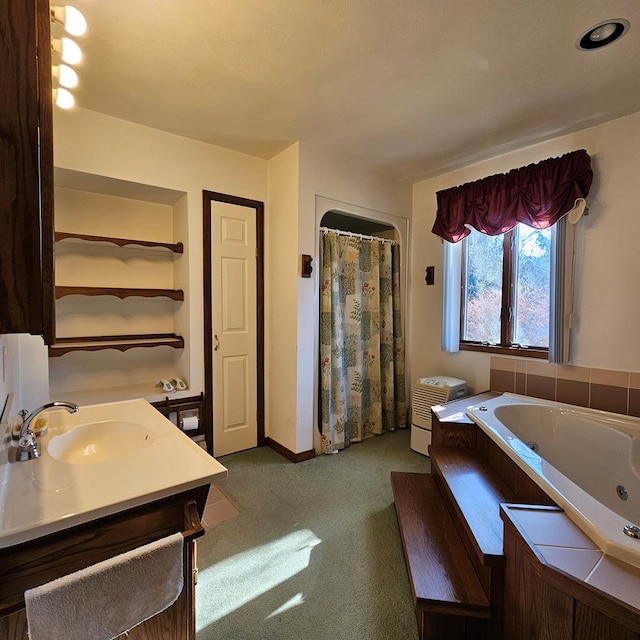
[0,484,209,640]
[0,0,55,342]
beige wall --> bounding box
[409,110,640,395]
[297,142,412,453]
[266,143,300,452]
[50,112,413,456]
[50,107,268,406]
[23,104,638,453]
[266,142,412,454]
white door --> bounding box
[210,201,257,456]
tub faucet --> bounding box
[16,401,79,462]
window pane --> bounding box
[463,229,503,343]
[514,225,551,347]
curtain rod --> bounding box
[319,226,397,245]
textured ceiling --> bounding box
[65,0,640,182]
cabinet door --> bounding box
[0,610,27,640]
[0,0,54,342]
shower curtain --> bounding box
[319,230,406,454]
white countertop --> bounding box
[0,399,227,549]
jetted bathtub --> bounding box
[466,393,640,568]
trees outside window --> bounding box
[462,223,551,352]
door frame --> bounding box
[202,190,265,455]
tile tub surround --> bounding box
[490,358,640,417]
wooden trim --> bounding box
[55,286,184,300]
[256,200,265,448]
[202,192,213,453]
[501,230,514,346]
[202,191,265,455]
[460,342,548,359]
[265,437,315,463]
[55,232,184,253]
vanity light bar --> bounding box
[50,3,87,109]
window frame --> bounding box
[459,225,549,359]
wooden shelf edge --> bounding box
[48,334,185,356]
[55,231,183,254]
[55,286,184,301]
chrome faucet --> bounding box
[16,401,79,462]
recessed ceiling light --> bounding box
[577,19,630,50]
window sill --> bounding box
[459,342,548,360]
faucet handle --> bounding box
[18,409,28,422]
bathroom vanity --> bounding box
[0,487,207,639]
[0,399,227,639]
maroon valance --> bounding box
[431,149,593,243]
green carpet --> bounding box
[196,428,430,640]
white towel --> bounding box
[25,532,184,640]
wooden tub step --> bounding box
[391,471,490,640]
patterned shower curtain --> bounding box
[319,231,406,454]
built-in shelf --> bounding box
[50,382,193,407]
[55,286,184,300]
[55,231,184,253]
[48,333,185,357]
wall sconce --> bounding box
[301,255,313,278]
[425,266,435,285]
[50,4,87,36]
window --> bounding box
[461,223,551,354]
[442,219,575,362]
[435,151,591,364]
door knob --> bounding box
[214,334,220,351]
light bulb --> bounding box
[62,6,87,36]
[52,37,82,65]
[52,64,78,88]
[53,87,75,109]
[589,23,617,41]
[51,4,87,37]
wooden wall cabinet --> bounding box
[0,0,55,343]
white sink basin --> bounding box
[0,398,227,549]
[46,420,154,464]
